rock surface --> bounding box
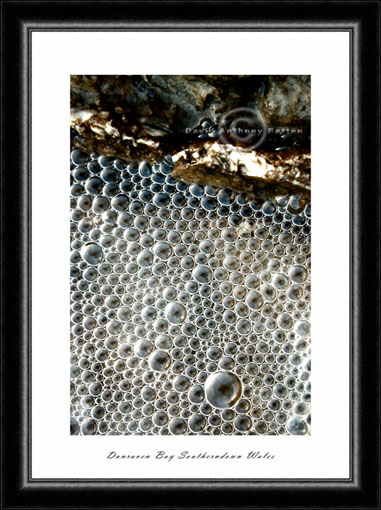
[172,142,310,201]
[71,75,311,198]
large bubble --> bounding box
[204,372,242,409]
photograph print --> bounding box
[69,75,311,436]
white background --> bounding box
[32,32,350,479]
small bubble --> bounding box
[81,418,97,435]
[148,350,171,372]
[289,265,309,283]
[81,243,103,266]
[164,302,186,324]
[286,417,308,435]
[168,417,187,435]
[294,320,311,337]
[153,241,172,260]
[192,265,212,284]
[245,290,263,311]
[188,414,206,433]
[71,149,89,166]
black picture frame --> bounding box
[1,1,380,508]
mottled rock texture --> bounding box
[172,143,310,202]
[71,75,310,198]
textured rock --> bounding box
[71,75,310,197]
[172,142,310,201]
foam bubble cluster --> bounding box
[70,149,311,435]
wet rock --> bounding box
[71,75,310,198]
[172,142,310,202]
